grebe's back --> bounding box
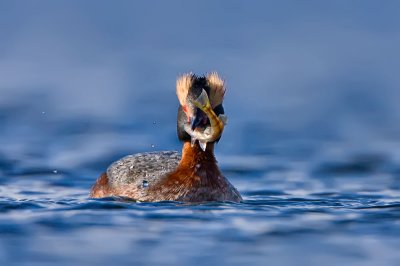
[108,151,180,188]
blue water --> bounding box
[1,1,400,266]
[1,112,400,266]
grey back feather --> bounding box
[107,151,181,189]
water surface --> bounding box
[1,113,399,266]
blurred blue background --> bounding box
[2,1,400,143]
[1,1,400,266]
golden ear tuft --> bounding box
[176,73,193,106]
[207,72,226,108]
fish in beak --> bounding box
[184,89,228,151]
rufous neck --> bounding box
[180,142,216,167]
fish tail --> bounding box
[194,89,211,109]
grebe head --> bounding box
[176,72,226,142]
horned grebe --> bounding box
[90,72,242,202]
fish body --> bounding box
[184,89,227,151]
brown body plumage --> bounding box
[90,72,242,202]
[90,143,241,202]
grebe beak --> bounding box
[190,108,208,130]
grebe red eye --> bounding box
[182,106,190,122]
